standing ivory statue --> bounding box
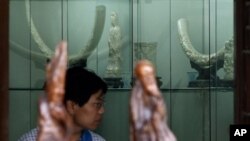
[105,12,122,78]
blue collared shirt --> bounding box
[81,130,92,141]
[18,128,105,141]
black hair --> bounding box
[64,67,107,106]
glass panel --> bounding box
[133,0,234,89]
[9,0,133,89]
[9,0,31,89]
[131,0,234,141]
[93,0,133,89]
[9,0,234,141]
[9,90,42,141]
[133,0,171,89]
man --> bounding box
[18,67,108,141]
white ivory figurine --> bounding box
[105,12,122,77]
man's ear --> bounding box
[65,100,78,115]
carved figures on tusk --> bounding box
[177,18,225,69]
[177,18,234,83]
[223,38,234,80]
[10,0,106,68]
[105,12,122,78]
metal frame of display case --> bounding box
[0,0,9,140]
[235,0,250,124]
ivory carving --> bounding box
[177,18,225,69]
[105,12,122,77]
[223,38,234,80]
[130,60,176,141]
[177,18,234,80]
[11,0,106,67]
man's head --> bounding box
[64,67,107,131]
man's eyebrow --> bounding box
[97,96,105,100]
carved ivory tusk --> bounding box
[177,18,225,69]
[68,5,106,67]
[25,0,54,59]
[10,40,47,61]
[24,0,106,67]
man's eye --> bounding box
[94,102,104,109]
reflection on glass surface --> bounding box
[9,0,234,141]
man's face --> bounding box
[72,89,105,130]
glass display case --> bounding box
[9,0,234,141]
[133,0,234,89]
[9,0,234,89]
[9,0,133,89]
